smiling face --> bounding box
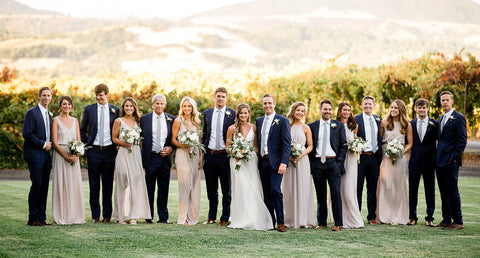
[182,100,193,115]
[60,98,72,114]
[39,89,52,109]
[389,102,399,117]
[153,97,166,115]
[123,100,135,116]
[340,105,351,120]
[321,103,333,121]
[416,104,428,119]
[95,91,108,105]
[215,92,227,109]
[362,98,375,116]
[263,96,276,116]
[294,105,305,121]
[238,107,250,123]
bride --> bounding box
[226,103,273,230]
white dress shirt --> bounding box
[208,106,226,150]
[362,112,378,152]
[441,109,454,131]
[316,119,336,158]
[152,112,168,152]
[417,116,429,142]
[261,111,276,155]
[94,103,112,146]
[38,104,49,147]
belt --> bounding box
[362,151,374,155]
[208,149,227,155]
[262,154,269,159]
[317,156,336,160]
[91,145,113,150]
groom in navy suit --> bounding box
[354,95,382,225]
[308,99,347,231]
[201,87,235,226]
[256,93,291,232]
[140,94,176,224]
[80,84,120,223]
[23,87,53,226]
[408,98,438,226]
[436,91,467,230]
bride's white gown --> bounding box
[228,127,274,230]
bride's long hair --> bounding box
[385,99,409,135]
[234,103,251,136]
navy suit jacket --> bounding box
[23,105,51,163]
[80,103,120,146]
[436,110,467,167]
[201,107,236,149]
[354,113,383,164]
[408,118,438,171]
[140,112,176,169]
[308,119,347,174]
[256,114,291,169]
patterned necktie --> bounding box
[418,120,424,142]
[45,111,50,142]
[320,122,328,163]
[261,116,269,156]
[99,106,105,146]
[155,116,162,152]
[215,110,222,150]
[369,117,377,153]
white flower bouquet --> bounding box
[67,139,85,166]
[347,136,367,164]
[178,129,204,158]
[120,127,143,153]
[384,138,404,165]
[226,133,256,170]
[291,141,305,167]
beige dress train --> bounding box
[175,121,201,225]
[376,121,409,225]
[113,119,151,222]
[281,124,316,228]
[52,117,85,225]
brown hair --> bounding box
[440,91,453,100]
[320,99,333,109]
[38,87,52,97]
[262,93,275,103]
[362,95,375,104]
[386,99,409,135]
[286,102,306,125]
[58,95,73,109]
[94,83,109,95]
[215,87,228,96]
[234,103,251,136]
[336,101,357,131]
[121,97,141,124]
[415,98,429,107]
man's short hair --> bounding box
[415,98,429,107]
[152,94,166,104]
[215,87,228,96]
[320,99,333,109]
[440,91,453,100]
[94,83,109,95]
[38,87,52,97]
[362,95,375,104]
[263,93,275,102]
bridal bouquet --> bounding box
[226,133,256,170]
[290,141,305,167]
[347,136,367,164]
[384,138,404,165]
[178,129,204,158]
[120,127,143,153]
[67,139,86,166]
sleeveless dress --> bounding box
[113,119,151,222]
[52,117,85,225]
[228,126,273,230]
[376,121,409,224]
[340,124,364,228]
[281,124,315,228]
[175,121,201,225]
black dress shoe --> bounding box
[145,219,153,224]
[157,220,171,224]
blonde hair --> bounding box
[178,96,201,130]
[286,102,306,125]
[234,103,251,135]
[386,99,409,135]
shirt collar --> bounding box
[417,116,429,122]
[38,104,48,113]
[154,112,164,119]
[362,112,374,121]
[97,102,109,109]
[321,119,331,125]
[215,106,226,113]
[265,112,276,120]
[443,109,454,118]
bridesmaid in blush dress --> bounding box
[171,97,203,225]
[51,96,85,225]
[112,97,151,225]
[336,102,363,229]
[281,102,315,228]
[377,99,413,225]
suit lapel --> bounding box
[35,106,47,139]
[357,115,365,138]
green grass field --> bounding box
[1,178,479,257]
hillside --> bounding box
[0,0,61,16]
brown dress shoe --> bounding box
[93,218,100,223]
[316,225,327,229]
[277,224,286,232]
[443,223,464,230]
[102,217,111,223]
[368,220,378,225]
[42,220,52,226]
[203,219,216,224]
[219,221,228,226]
[30,221,44,226]
[426,221,436,227]
[332,226,341,231]
[436,221,451,228]
[407,219,417,225]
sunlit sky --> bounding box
[15,0,255,19]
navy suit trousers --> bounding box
[87,147,116,220]
[145,154,171,221]
[408,167,435,222]
[436,161,463,224]
[28,151,52,222]
[259,156,284,226]
[357,153,380,221]
[203,152,231,222]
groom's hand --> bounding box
[278,163,286,175]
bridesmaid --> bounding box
[281,102,315,228]
[336,102,364,229]
[112,97,151,224]
[377,99,413,225]
[51,96,85,225]
[171,97,203,225]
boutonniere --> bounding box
[330,122,337,128]
[110,108,116,114]
[48,111,53,117]
[225,110,232,118]
[428,121,435,127]
[166,116,173,122]
[375,117,381,122]
[272,118,280,126]
[449,115,455,121]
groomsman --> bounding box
[408,98,438,226]
[308,99,346,231]
[355,95,382,225]
[23,87,53,226]
[436,91,467,230]
[80,84,120,223]
[201,87,235,226]
[141,94,176,224]
[257,93,291,232]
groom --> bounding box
[23,86,53,226]
[256,93,291,232]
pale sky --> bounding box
[15,0,255,19]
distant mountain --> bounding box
[0,0,62,16]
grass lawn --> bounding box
[0,178,479,257]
